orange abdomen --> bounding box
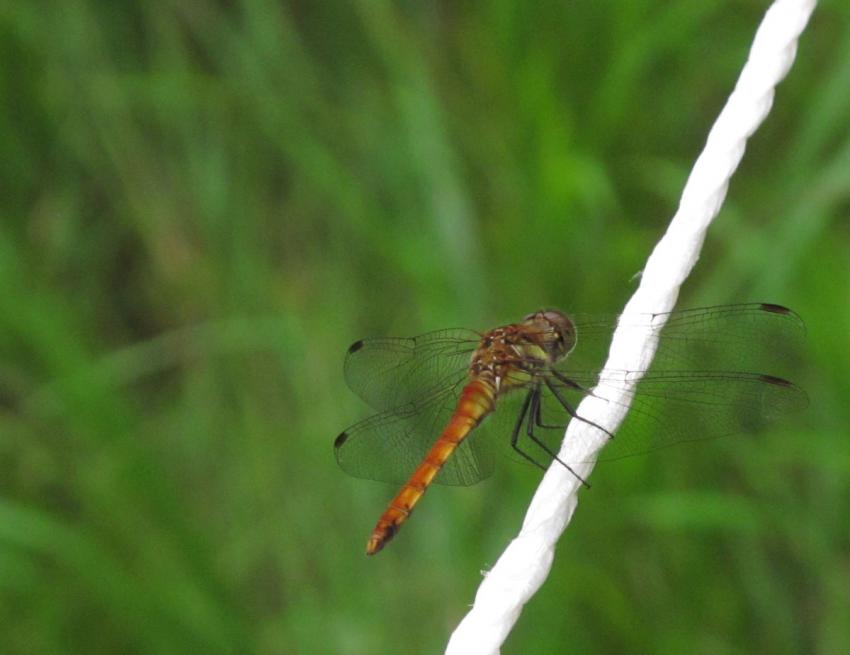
[365,378,496,555]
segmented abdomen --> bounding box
[365,377,497,555]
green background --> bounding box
[1,1,848,653]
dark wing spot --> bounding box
[347,339,365,354]
[758,374,792,387]
[334,431,349,448]
[759,303,791,315]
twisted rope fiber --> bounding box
[445,1,816,653]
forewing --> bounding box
[344,328,480,412]
[334,377,495,486]
[565,303,805,378]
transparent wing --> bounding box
[334,375,495,486]
[343,328,480,412]
[594,372,808,461]
[503,370,808,466]
[564,303,805,378]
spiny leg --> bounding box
[509,388,549,472]
[551,370,628,420]
[524,384,591,489]
[532,385,567,430]
[550,369,597,395]
[545,377,615,441]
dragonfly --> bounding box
[335,303,807,555]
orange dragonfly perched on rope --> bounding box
[335,304,807,555]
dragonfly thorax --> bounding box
[469,310,577,393]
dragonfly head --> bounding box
[521,309,577,363]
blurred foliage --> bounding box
[0,1,848,653]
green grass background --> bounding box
[1,1,848,653]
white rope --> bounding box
[445,1,816,653]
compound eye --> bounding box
[522,311,540,321]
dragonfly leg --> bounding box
[551,369,606,398]
[545,378,615,441]
[532,387,567,429]
[509,389,549,472]
[524,385,591,489]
